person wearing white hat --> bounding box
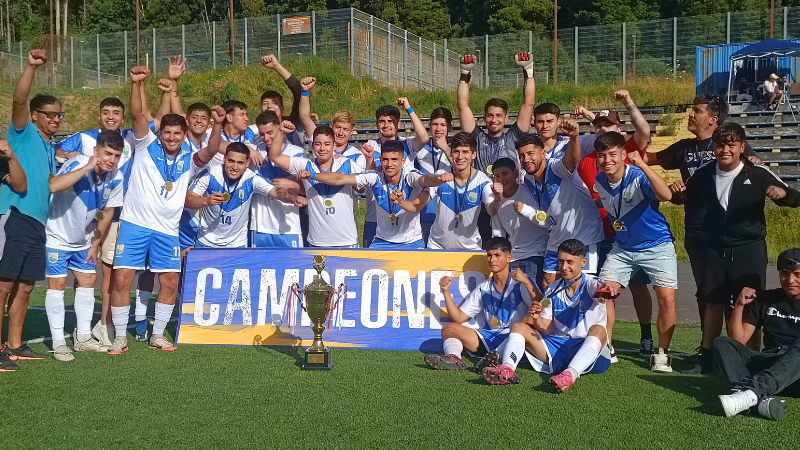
[761,74,781,110]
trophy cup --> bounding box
[299,255,338,370]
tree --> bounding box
[397,0,451,39]
[485,0,554,34]
[84,0,135,34]
[241,0,266,17]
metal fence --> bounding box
[1,6,800,90]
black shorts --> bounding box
[684,231,707,303]
[0,208,46,282]
[477,206,492,250]
[695,240,768,307]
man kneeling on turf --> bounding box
[482,239,616,391]
[424,237,541,371]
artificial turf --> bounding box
[2,288,799,448]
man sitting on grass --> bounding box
[481,239,616,392]
[715,248,800,421]
[424,237,541,371]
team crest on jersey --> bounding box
[123,143,131,158]
[115,245,124,256]
[623,192,634,204]
[239,189,245,200]
[48,253,59,264]
[103,188,110,199]
[468,192,478,202]
[177,160,185,172]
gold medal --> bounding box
[323,198,334,209]
[457,213,463,222]
[535,210,547,223]
[593,184,598,193]
[613,219,623,232]
[486,165,493,175]
[389,213,397,223]
[95,211,105,221]
[541,298,552,309]
[490,316,500,327]
[222,193,231,202]
[164,181,174,192]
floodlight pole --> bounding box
[553,0,558,84]
[770,0,775,38]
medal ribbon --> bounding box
[454,168,478,227]
[531,159,551,213]
[222,171,242,204]
[611,166,629,222]
[489,273,514,327]
[547,274,585,302]
[314,159,334,201]
[429,138,442,173]
[94,170,109,213]
[383,168,403,220]
[160,145,178,184]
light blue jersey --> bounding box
[459,276,535,350]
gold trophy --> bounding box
[298,255,338,370]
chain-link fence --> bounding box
[1,6,800,90]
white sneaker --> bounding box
[758,397,789,421]
[609,345,618,364]
[74,337,109,353]
[650,348,673,373]
[92,322,113,347]
[719,390,757,417]
[51,344,75,362]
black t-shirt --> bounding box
[656,137,757,181]
[744,288,800,351]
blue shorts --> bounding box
[114,221,181,273]
[369,238,425,249]
[363,221,377,248]
[250,231,303,248]
[46,247,95,278]
[476,329,509,352]
[178,211,199,251]
[542,334,611,375]
[544,243,599,274]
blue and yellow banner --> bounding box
[177,248,488,351]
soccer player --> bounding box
[361,101,430,247]
[0,50,59,371]
[186,142,305,248]
[532,102,570,159]
[594,132,678,373]
[671,122,800,373]
[413,107,453,245]
[250,54,305,147]
[516,126,604,288]
[574,90,655,356]
[44,131,125,361]
[183,103,212,152]
[481,239,614,391]
[268,121,360,248]
[714,249,800,421]
[424,132,498,251]
[490,157,547,287]
[424,237,539,371]
[298,140,445,249]
[107,66,218,356]
[250,111,306,248]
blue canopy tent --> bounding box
[727,39,800,103]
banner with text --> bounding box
[177,248,488,351]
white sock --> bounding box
[567,335,603,379]
[45,289,67,348]
[442,338,463,357]
[111,305,131,339]
[152,302,175,337]
[501,332,526,371]
[73,287,95,342]
[135,290,151,322]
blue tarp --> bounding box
[731,38,800,59]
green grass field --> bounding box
[3,287,799,448]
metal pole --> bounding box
[529,30,532,55]
[444,38,448,90]
[369,16,374,77]
[632,34,636,79]
[388,24,392,86]
[124,31,128,77]
[229,0,234,65]
[96,34,101,88]
[277,14,281,62]
[312,11,317,56]
[770,0,774,39]
[212,21,217,69]
[784,7,788,40]
[152,28,156,73]
[136,0,140,65]
[70,36,74,89]
[244,18,248,66]
[673,17,678,77]
[350,8,355,75]
[726,12,731,44]
[574,26,578,84]
[418,36,422,89]
[553,0,558,84]
[622,22,626,82]
[433,42,437,89]
[484,34,489,87]
[403,30,408,88]
[181,24,186,58]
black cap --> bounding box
[777,248,800,271]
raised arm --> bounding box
[267,120,296,171]
[513,53,536,133]
[390,189,430,213]
[50,157,96,193]
[416,172,454,188]
[155,79,173,121]
[185,191,225,209]
[397,97,429,152]
[729,287,758,344]
[627,150,672,202]
[616,90,650,151]
[299,77,317,140]
[486,179,504,216]
[261,54,301,122]
[559,119,582,173]
[0,141,26,193]
[166,55,187,117]
[457,55,478,134]
[196,106,225,165]
[296,170,357,186]
[439,276,471,324]
[129,66,153,139]
[12,50,47,130]
[139,76,156,123]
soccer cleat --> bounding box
[107,337,129,356]
[640,338,654,355]
[719,390,757,417]
[481,364,520,385]
[51,344,75,362]
[0,353,19,372]
[475,350,500,373]
[609,345,618,364]
[549,370,575,393]
[424,353,466,371]
[758,397,789,421]
[74,338,110,353]
[650,348,673,373]
[149,335,177,352]
[2,343,46,360]
[92,322,113,347]
[134,329,150,342]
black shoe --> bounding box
[0,353,20,372]
[640,338,654,355]
[685,346,702,365]
[475,350,500,373]
[2,343,46,360]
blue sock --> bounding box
[136,319,148,335]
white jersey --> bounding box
[248,121,307,148]
[184,129,211,154]
[192,165,274,248]
[45,155,124,251]
[212,128,257,167]
[365,138,416,222]
[428,169,495,250]
[542,134,595,160]
[540,274,607,339]
[121,130,207,236]
[491,185,548,261]
[250,142,306,235]
[523,158,603,251]
[354,169,427,244]
[413,139,451,221]
[459,276,534,333]
[335,144,367,170]
[288,156,359,247]
[181,129,212,236]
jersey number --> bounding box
[220,214,232,225]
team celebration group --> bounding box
[0,48,799,421]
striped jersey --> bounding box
[427,169,495,250]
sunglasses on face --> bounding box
[35,110,65,120]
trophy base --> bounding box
[302,349,332,370]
